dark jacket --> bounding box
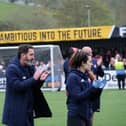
[92,58,104,78]
[63,58,70,84]
[2,57,52,126]
[66,69,98,120]
[91,58,104,112]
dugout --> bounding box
[0,25,126,90]
[58,37,126,58]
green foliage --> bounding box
[0,2,58,30]
[0,0,125,30]
[91,0,113,26]
[0,20,19,31]
[100,0,126,25]
[54,0,113,27]
[0,2,19,20]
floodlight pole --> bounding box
[85,5,91,26]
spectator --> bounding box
[103,49,112,69]
[123,58,126,69]
[63,47,78,84]
[108,57,115,70]
[114,56,125,90]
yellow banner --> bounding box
[0,26,114,44]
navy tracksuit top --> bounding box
[66,69,98,120]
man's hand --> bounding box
[40,71,49,81]
[96,56,103,66]
[33,70,43,80]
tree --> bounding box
[53,0,113,27]
[101,0,126,25]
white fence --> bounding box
[0,68,121,91]
[61,70,119,90]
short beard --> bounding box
[24,60,34,66]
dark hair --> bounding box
[66,47,78,58]
[18,44,34,58]
[69,49,89,68]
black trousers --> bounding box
[26,112,34,126]
[116,74,125,89]
[67,115,92,126]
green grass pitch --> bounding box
[0,90,126,126]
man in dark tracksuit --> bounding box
[2,44,52,126]
[82,46,104,125]
[91,58,104,112]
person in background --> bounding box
[82,46,104,125]
[63,47,78,84]
[108,57,115,70]
[66,49,106,126]
[2,44,52,126]
[103,49,112,69]
[115,53,121,63]
[123,58,126,69]
[114,56,125,90]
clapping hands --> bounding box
[40,71,49,81]
[33,70,49,81]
